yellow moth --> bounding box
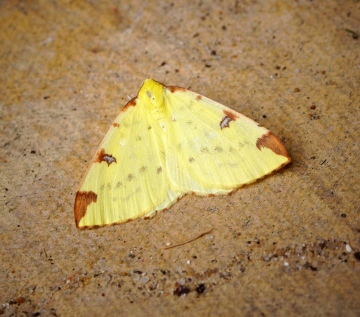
[74,79,291,229]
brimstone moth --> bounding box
[74,79,291,229]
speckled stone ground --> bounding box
[1,1,359,316]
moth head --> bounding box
[139,79,166,110]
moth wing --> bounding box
[75,98,178,228]
[164,88,291,195]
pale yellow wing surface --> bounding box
[161,85,291,194]
[75,95,178,229]
[74,79,291,228]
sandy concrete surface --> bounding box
[1,0,359,316]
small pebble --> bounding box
[346,244,352,253]
[178,278,186,286]
[140,276,149,284]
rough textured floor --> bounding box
[1,1,359,316]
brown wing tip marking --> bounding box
[168,85,187,93]
[121,97,137,112]
[112,122,120,127]
[96,148,117,166]
[196,95,202,101]
[256,132,291,161]
[220,109,239,129]
[74,191,97,228]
